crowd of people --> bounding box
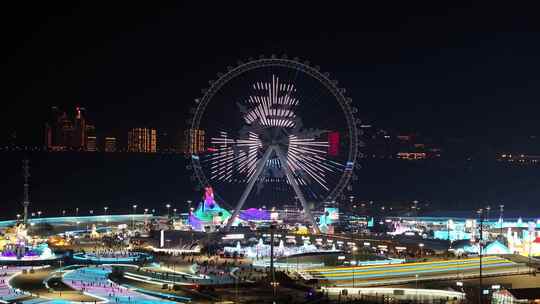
[83,249,139,259]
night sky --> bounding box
[4,2,540,142]
[2,2,540,216]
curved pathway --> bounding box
[0,266,32,302]
[62,265,175,303]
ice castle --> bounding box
[189,187,232,231]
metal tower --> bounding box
[22,159,30,224]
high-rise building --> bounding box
[86,136,97,152]
[104,137,117,152]
[45,106,91,151]
[128,128,157,153]
[45,107,69,150]
[72,107,86,150]
[85,124,96,152]
[184,128,205,154]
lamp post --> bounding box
[104,206,108,215]
[16,214,20,222]
[235,273,239,304]
[352,246,357,288]
[62,210,66,217]
[75,209,80,234]
[477,208,486,304]
[270,223,277,300]
[37,211,42,219]
[173,208,177,217]
[413,200,419,222]
[132,204,137,230]
[186,200,192,212]
[499,204,504,237]
[415,274,419,299]
[166,204,171,218]
[419,243,424,258]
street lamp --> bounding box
[166,203,171,217]
[104,206,108,215]
[269,223,278,299]
[62,210,66,216]
[173,208,177,217]
[16,214,20,221]
[186,200,192,211]
[131,204,137,230]
[415,274,419,300]
[75,207,79,217]
[499,204,505,236]
[419,243,424,257]
[477,208,486,304]
[37,211,42,219]
[144,208,148,214]
[352,246,358,287]
[270,281,279,299]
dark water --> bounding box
[0,152,539,220]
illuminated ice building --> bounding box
[188,187,274,231]
[189,187,232,231]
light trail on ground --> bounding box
[305,256,525,284]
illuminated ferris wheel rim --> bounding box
[189,56,361,203]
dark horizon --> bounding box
[0,152,538,220]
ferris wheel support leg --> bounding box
[274,146,321,235]
[224,146,276,231]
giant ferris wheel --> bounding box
[187,56,362,232]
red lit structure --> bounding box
[328,131,340,156]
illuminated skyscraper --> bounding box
[45,107,70,150]
[72,106,86,150]
[128,128,157,153]
[45,106,91,151]
[85,124,96,151]
[104,137,117,152]
[59,112,74,149]
[184,128,205,154]
[86,136,97,152]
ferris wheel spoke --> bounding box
[274,145,320,233]
[225,146,275,230]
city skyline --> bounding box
[4,3,540,148]
[2,103,540,158]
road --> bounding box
[304,256,530,287]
